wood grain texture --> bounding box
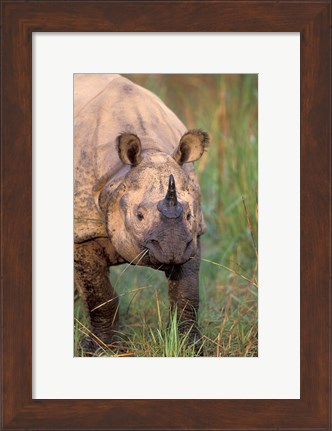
[1,1,330,430]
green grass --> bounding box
[74,74,258,357]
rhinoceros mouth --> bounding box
[145,238,194,266]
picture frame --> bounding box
[1,1,330,430]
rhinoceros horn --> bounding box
[157,174,183,219]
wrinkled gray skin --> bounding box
[74,74,208,355]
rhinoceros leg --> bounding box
[74,240,119,353]
[164,240,203,355]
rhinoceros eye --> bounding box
[136,212,144,221]
[187,212,192,221]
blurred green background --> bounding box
[75,74,258,357]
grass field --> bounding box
[74,74,258,357]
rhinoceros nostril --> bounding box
[149,239,162,253]
[186,239,193,249]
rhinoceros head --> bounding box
[106,130,208,267]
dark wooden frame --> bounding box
[1,1,330,430]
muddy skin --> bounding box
[74,74,208,356]
[74,239,122,352]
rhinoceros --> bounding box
[74,74,208,355]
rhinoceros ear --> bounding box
[117,133,142,166]
[173,129,209,165]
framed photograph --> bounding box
[1,1,330,430]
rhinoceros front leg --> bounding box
[74,240,119,353]
[164,241,203,355]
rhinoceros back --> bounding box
[74,74,187,243]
